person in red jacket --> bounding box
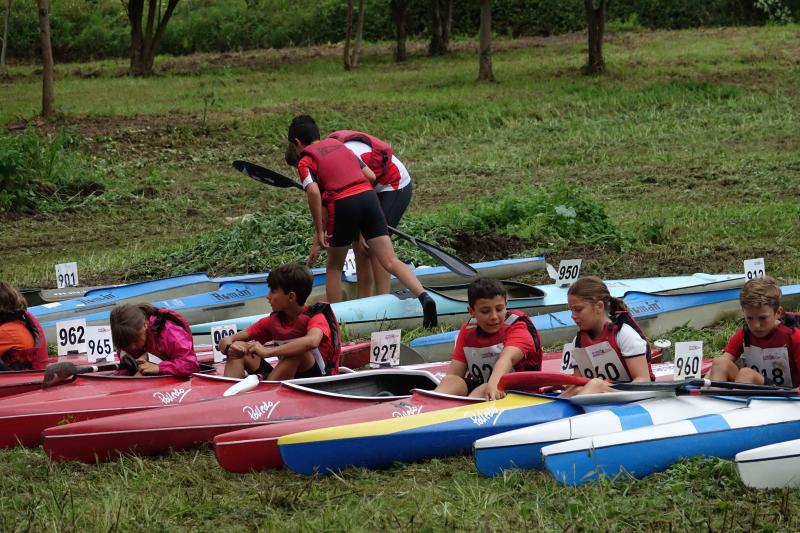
[286,115,437,328]
[708,277,800,387]
[434,278,542,400]
[0,282,49,371]
[217,263,341,380]
[110,304,199,377]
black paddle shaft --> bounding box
[232,160,478,277]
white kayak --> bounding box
[474,395,743,476]
[735,438,800,489]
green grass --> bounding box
[3,25,800,530]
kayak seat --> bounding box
[299,372,438,397]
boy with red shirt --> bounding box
[434,278,542,400]
[708,277,800,387]
[218,263,338,380]
[286,115,437,329]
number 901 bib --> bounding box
[573,341,630,382]
[743,346,792,387]
[463,343,504,384]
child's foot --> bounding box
[419,292,438,328]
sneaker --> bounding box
[420,292,438,328]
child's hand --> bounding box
[307,242,321,267]
[137,360,160,375]
[314,230,330,249]
[247,341,272,359]
[484,383,506,401]
[227,341,249,359]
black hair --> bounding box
[287,115,320,146]
[467,277,507,307]
[267,263,313,304]
[285,142,301,167]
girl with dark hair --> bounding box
[0,282,49,371]
[110,304,199,377]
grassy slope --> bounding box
[2,26,800,530]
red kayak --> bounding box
[214,389,482,473]
[43,368,443,463]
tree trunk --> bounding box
[390,0,408,63]
[350,0,365,68]
[343,0,353,70]
[126,0,180,77]
[1,0,10,69]
[442,0,452,50]
[583,0,607,75]
[478,0,494,82]
[37,0,54,117]
[428,0,446,56]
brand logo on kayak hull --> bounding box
[153,387,191,405]
[243,400,281,421]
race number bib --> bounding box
[560,342,576,374]
[556,259,582,288]
[743,345,792,386]
[55,262,79,289]
[744,258,766,281]
[343,249,357,277]
[370,329,401,368]
[211,324,237,363]
[572,341,630,382]
[463,343,504,384]
[56,319,87,356]
[673,341,703,380]
[85,325,115,363]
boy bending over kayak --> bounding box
[285,115,437,328]
[708,277,800,388]
[434,278,542,400]
[218,263,341,380]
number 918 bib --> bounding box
[573,341,630,382]
[463,343,504,384]
[743,346,792,387]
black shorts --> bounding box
[253,358,324,379]
[331,190,389,247]
[460,375,483,395]
[377,183,412,227]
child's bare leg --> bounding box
[352,236,375,298]
[370,253,391,295]
[707,358,740,382]
[434,375,469,396]
[325,247,348,303]
[269,352,316,381]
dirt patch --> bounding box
[449,229,531,263]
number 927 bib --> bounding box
[463,343,504,384]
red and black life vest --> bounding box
[461,310,543,373]
[305,302,342,375]
[575,311,655,381]
[327,130,393,181]
[301,138,369,197]
[0,310,49,371]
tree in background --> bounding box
[343,0,353,70]
[0,0,10,70]
[350,0,366,67]
[428,0,452,56]
[126,0,180,76]
[583,0,607,74]
[390,0,408,62]
[36,0,54,117]
[477,0,494,81]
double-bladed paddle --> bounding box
[42,360,133,388]
[233,160,478,278]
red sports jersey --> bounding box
[575,316,654,382]
[724,324,800,387]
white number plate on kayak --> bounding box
[55,262,79,289]
[673,341,703,380]
[744,257,766,281]
[211,324,238,363]
[85,325,115,363]
[560,342,576,374]
[556,259,582,288]
[370,329,401,368]
[56,318,87,356]
[344,249,357,277]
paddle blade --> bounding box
[223,374,260,397]
[389,227,477,278]
[498,371,589,392]
[233,160,302,190]
[42,361,79,388]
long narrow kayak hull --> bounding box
[474,394,742,476]
[412,283,800,361]
[542,399,800,486]
[278,392,582,475]
[735,438,800,489]
[43,369,441,463]
[214,389,482,473]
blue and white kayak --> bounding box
[474,395,744,476]
[193,273,748,342]
[542,398,800,486]
[278,392,584,475]
[412,283,800,360]
[735,438,800,489]
[37,257,546,343]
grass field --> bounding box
[3,25,800,531]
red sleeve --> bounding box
[504,320,536,353]
[156,321,199,377]
[307,313,330,345]
[297,156,317,189]
[451,323,468,363]
[246,315,275,344]
[723,328,745,360]
[790,330,800,386]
